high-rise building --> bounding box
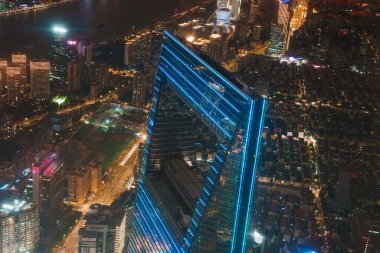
[216,8,231,30]
[0,59,7,100]
[127,31,267,253]
[30,60,51,100]
[67,168,90,203]
[217,0,241,20]
[11,53,27,86]
[6,66,27,106]
[229,0,241,20]
[209,33,228,63]
[124,30,154,68]
[86,44,93,64]
[278,0,291,51]
[351,210,371,253]
[267,23,285,57]
[143,62,157,98]
[252,24,263,42]
[89,63,110,98]
[217,0,228,9]
[235,0,258,46]
[132,72,147,107]
[32,153,64,230]
[78,204,127,253]
[0,199,40,253]
[90,166,102,194]
[67,56,85,92]
[277,0,290,28]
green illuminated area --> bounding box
[62,103,147,172]
[52,96,68,106]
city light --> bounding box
[252,230,265,244]
[52,25,68,34]
[52,95,68,106]
[67,40,77,45]
[186,35,195,43]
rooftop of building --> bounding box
[84,204,125,226]
[33,152,62,178]
[42,160,62,178]
[166,31,263,101]
[0,198,35,216]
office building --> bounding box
[132,72,147,107]
[89,63,110,98]
[217,0,228,9]
[67,169,90,203]
[67,56,85,92]
[6,66,27,106]
[124,30,153,68]
[216,8,231,30]
[32,153,64,230]
[351,210,371,253]
[278,0,291,51]
[230,0,241,20]
[0,113,15,140]
[86,44,93,64]
[30,60,51,100]
[11,53,27,87]
[267,23,285,57]
[0,199,40,253]
[127,31,267,253]
[0,59,7,100]
[252,24,263,42]
[143,62,157,98]
[90,166,102,194]
[277,0,290,28]
[78,204,127,253]
[209,33,227,63]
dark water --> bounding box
[0,0,198,58]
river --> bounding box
[0,0,199,58]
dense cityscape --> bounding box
[0,0,379,252]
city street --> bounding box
[54,139,140,253]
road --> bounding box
[0,0,75,16]
[12,96,110,131]
[12,112,48,131]
[54,139,140,253]
[56,96,110,115]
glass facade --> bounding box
[127,31,267,253]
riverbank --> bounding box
[0,0,76,16]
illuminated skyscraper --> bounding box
[67,56,85,92]
[132,72,147,107]
[217,0,241,20]
[0,199,40,253]
[11,53,27,86]
[217,0,229,9]
[216,8,231,30]
[78,204,127,253]
[127,32,267,253]
[277,0,290,27]
[32,153,64,230]
[30,60,51,100]
[6,66,27,106]
[267,0,291,55]
[0,58,8,102]
[267,23,285,57]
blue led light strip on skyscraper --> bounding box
[140,185,184,253]
[241,99,267,252]
[158,66,233,140]
[160,55,236,126]
[230,100,255,253]
[161,44,242,114]
[164,32,250,100]
[128,31,267,253]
